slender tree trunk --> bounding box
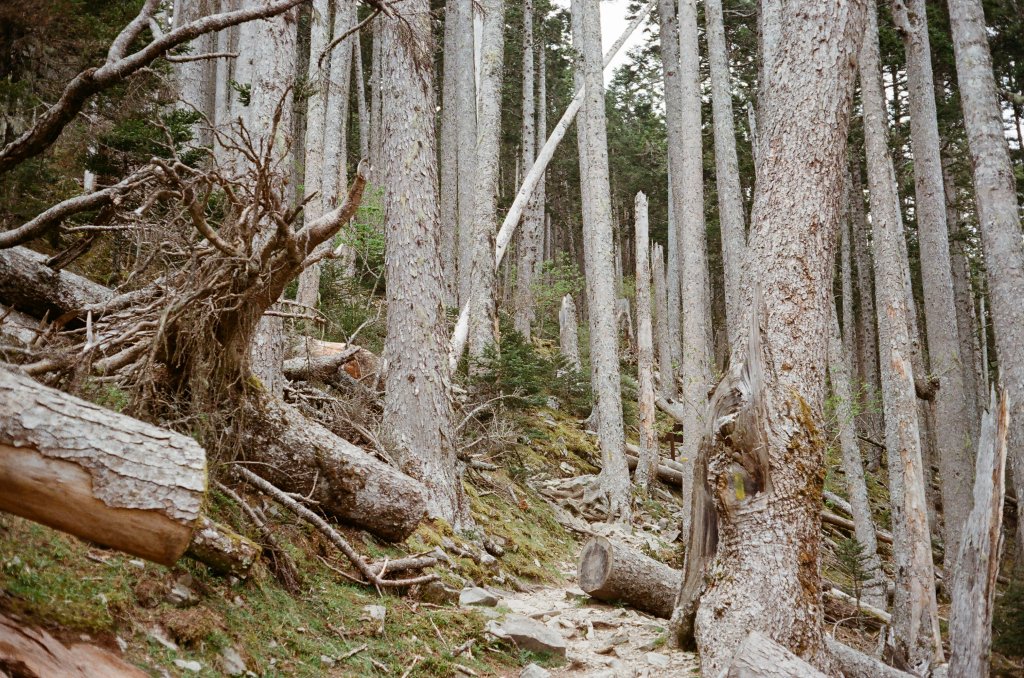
[652,243,675,399]
[452,0,476,308]
[295,0,330,310]
[894,0,974,571]
[859,3,943,669]
[514,0,539,339]
[173,0,217,147]
[634,192,657,490]
[677,0,711,537]
[705,0,745,347]
[379,0,469,526]
[849,164,885,469]
[559,294,582,371]
[467,0,504,360]
[666,186,682,366]
[439,0,462,306]
[369,21,382,171]
[674,4,868,673]
[947,0,1024,557]
[829,302,887,609]
[354,30,368,160]
[572,0,631,522]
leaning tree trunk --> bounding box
[859,3,943,669]
[577,537,678,619]
[633,192,657,490]
[947,0,1024,558]
[705,0,746,347]
[894,0,974,573]
[572,0,630,523]
[672,2,867,674]
[466,0,504,360]
[379,0,470,527]
[948,389,1009,678]
[677,0,712,538]
[0,368,205,566]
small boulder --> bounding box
[459,587,499,607]
[645,652,670,669]
[520,663,551,678]
[218,646,247,676]
[172,659,202,672]
[490,615,566,657]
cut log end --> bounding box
[576,537,679,619]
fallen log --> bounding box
[623,441,687,473]
[0,612,148,677]
[576,536,679,619]
[716,631,827,678]
[655,396,686,425]
[291,337,379,381]
[625,453,683,486]
[240,397,426,542]
[0,246,111,319]
[184,515,260,578]
[0,368,205,565]
[0,302,41,346]
[821,509,893,544]
[825,637,913,678]
[824,586,891,624]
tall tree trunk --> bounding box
[829,302,887,609]
[666,186,682,366]
[237,1,298,398]
[379,0,469,526]
[467,0,504,359]
[514,0,539,339]
[295,0,331,310]
[173,0,217,147]
[634,192,657,490]
[369,22,382,171]
[439,0,462,306]
[947,0,1024,557]
[705,0,745,347]
[354,30,369,160]
[849,165,884,469]
[677,0,711,537]
[559,294,582,371]
[572,0,630,522]
[652,243,675,399]
[859,3,943,669]
[452,0,477,308]
[674,3,867,674]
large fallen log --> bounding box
[625,452,683,486]
[716,631,828,678]
[0,246,111,319]
[240,397,426,542]
[821,509,893,544]
[0,368,205,565]
[290,337,379,381]
[825,637,914,678]
[576,536,679,619]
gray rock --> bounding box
[218,646,247,676]
[459,587,499,607]
[491,615,566,657]
[319,655,336,667]
[420,580,460,605]
[165,583,196,607]
[520,663,551,678]
[645,652,670,669]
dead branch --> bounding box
[236,467,438,589]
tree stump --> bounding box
[576,537,679,619]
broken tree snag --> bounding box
[577,537,679,619]
[718,632,829,678]
[0,246,111,319]
[240,397,427,542]
[0,368,205,565]
[184,515,260,578]
[949,388,1009,678]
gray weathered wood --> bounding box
[716,631,828,678]
[577,537,678,619]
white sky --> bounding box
[549,0,654,83]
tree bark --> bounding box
[466,0,504,360]
[379,1,469,527]
[240,397,428,541]
[0,368,205,566]
[825,637,916,678]
[454,0,477,308]
[0,246,112,320]
[634,192,657,490]
[572,0,630,523]
[948,389,1009,678]
[947,0,1024,559]
[677,0,711,538]
[184,515,260,578]
[859,3,943,669]
[439,0,462,307]
[577,537,678,619]
[705,0,746,347]
[673,2,867,673]
[720,632,828,678]
[893,0,974,573]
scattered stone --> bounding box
[490,615,567,657]
[146,626,179,652]
[480,552,499,569]
[165,583,195,607]
[419,580,460,605]
[172,659,202,672]
[520,663,551,678]
[219,646,247,676]
[319,655,336,667]
[645,652,670,668]
[459,587,499,607]
[564,587,589,602]
[360,605,386,634]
